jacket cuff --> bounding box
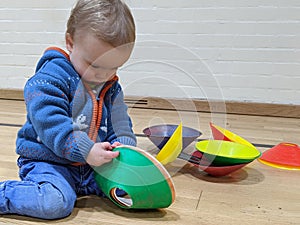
[71,132,95,162]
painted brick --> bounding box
[0,0,300,105]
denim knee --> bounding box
[34,182,76,220]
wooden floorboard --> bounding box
[0,99,299,225]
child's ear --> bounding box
[65,33,74,52]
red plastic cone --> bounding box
[259,143,300,170]
[209,122,231,141]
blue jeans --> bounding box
[0,158,103,219]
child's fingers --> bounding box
[101,142,113,150]
[111,142,121,148]
[103,150,119,159]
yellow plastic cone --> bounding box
[156,123,183,165]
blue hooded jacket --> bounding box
[16,47,136,164]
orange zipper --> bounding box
[84,76,118,142]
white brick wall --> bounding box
[1,0,300,105]
[0,0,75,89]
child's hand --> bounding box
[86,142,119,167]
[111,141,122,148]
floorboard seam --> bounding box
[195,190,203,210]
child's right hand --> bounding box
[86,142,119,167]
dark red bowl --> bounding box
[190,151,249,177]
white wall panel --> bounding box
[0,0,299,105]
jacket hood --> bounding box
[35,47,70,73]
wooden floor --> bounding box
[0,99,299,225]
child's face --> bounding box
[66,32,132,84]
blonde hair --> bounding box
[67,0,135,47]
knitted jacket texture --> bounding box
[16,47,136,164]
